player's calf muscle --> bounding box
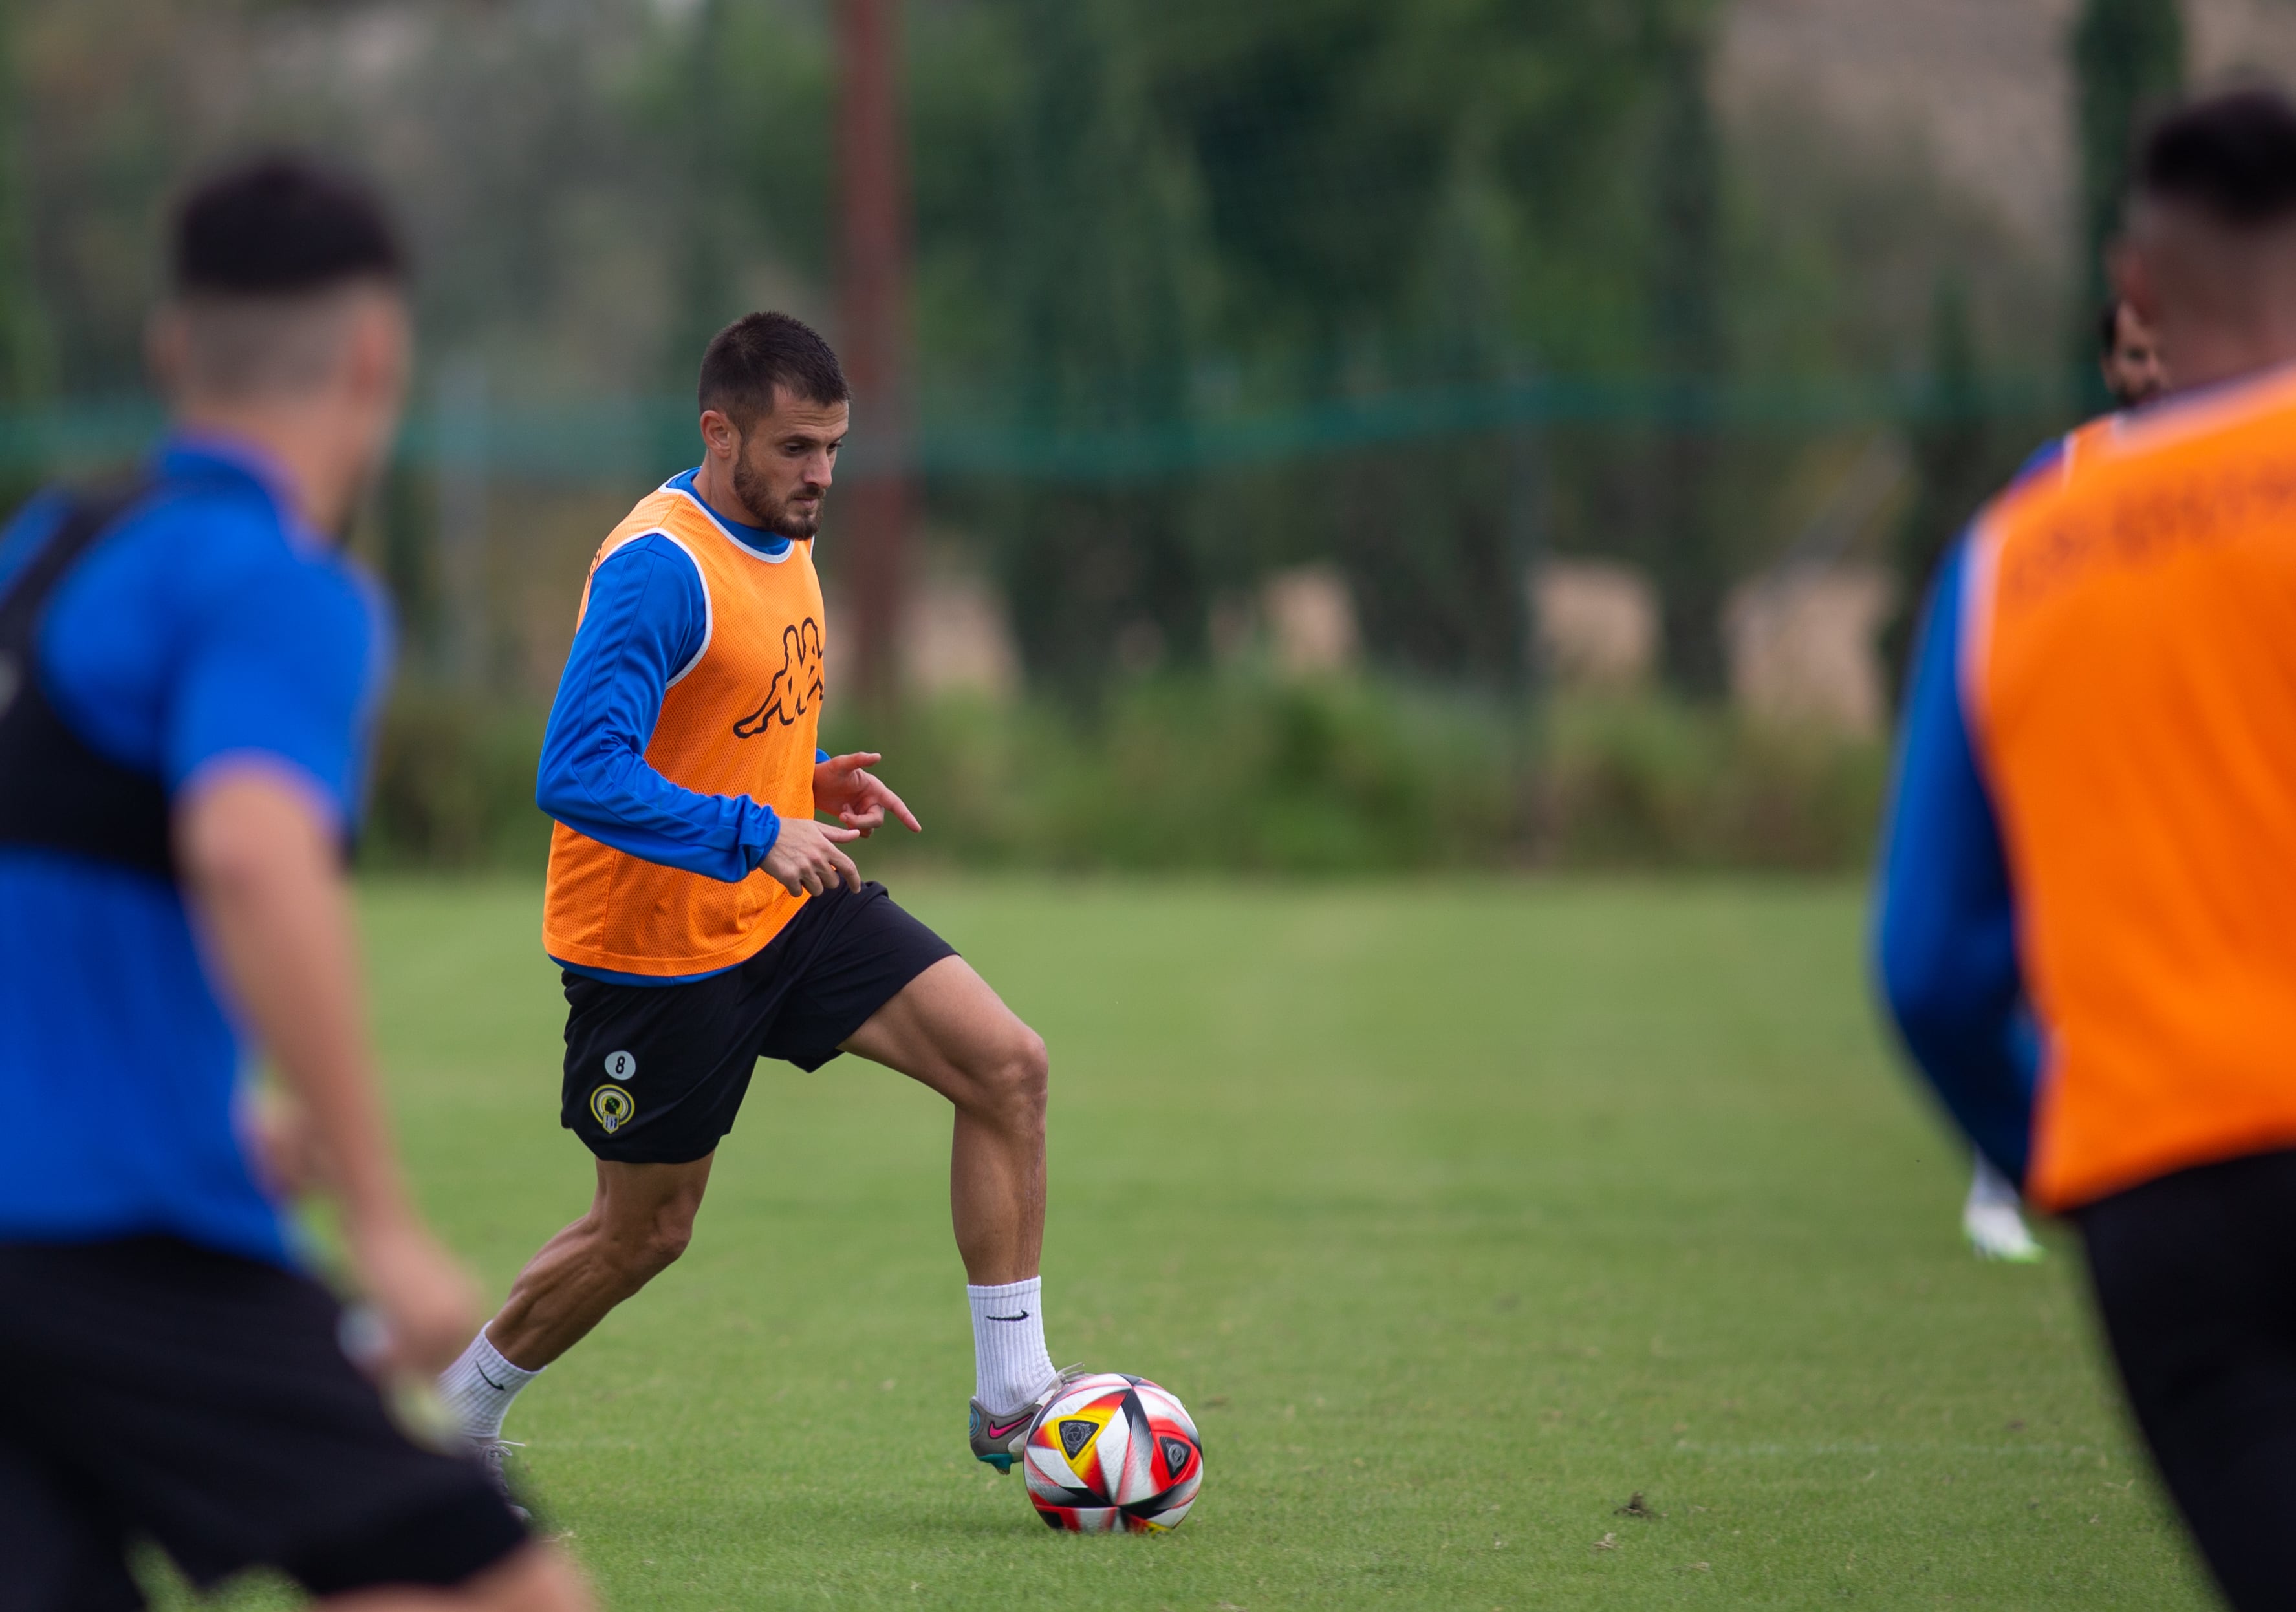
[490,1165,706,1362]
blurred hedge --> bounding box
[361,688,551,872]
[359,679,1887,876]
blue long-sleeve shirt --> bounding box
[537,469,828,985]
[1872,534,2042,1183]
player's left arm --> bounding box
[1872,535,2040,1185]
[813,749,922,839]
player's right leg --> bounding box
[486,1155,716,1366]
[834,954,1064,1469]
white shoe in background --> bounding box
[1963,1155,2044,1262]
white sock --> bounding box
[968,1276,1057,1417]
[437,1326,541,1443]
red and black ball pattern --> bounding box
[1022,1372,1202,1532]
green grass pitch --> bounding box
[158,877,2212,1609]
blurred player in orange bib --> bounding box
[436,314,1079,1492]
[1955,291,2169,1263]
[1878,89,2296,1608]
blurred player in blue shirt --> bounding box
[0,158,587,1611]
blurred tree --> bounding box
[667,0,744,386]
[0,0,2074,709]
[378,464,439,670]
[2071,0,2183,404]
[1883,274,1996,700]
[984,0,1206,691]
[655,0,834,385]
[0,0,47,407]
[1332,165,1532,693]
[1125,0,1658,688]
[1644,0,1725,696]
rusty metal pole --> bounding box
[836,0,915,713]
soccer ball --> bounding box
[1022,1372,1202,1532]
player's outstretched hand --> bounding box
[812,751,922,839]
[347,1214,481,1379]
[763,815,863,896]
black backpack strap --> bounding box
[0,480,176,880]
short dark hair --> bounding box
[2097,299,2125,357]
[2139,87,2296,230]
[698,312,849,430]
[171,155,404,298]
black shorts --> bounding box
[0,1238,526,1611]
[2075,1147,2296,1612]
[561,879,956,1165]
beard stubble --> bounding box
[733,448,822,540]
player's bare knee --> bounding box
[641,1203,699,1272]
[978,1025,1048,1134]
[601,1207,695,1283]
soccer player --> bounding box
[1956,293,2173,1263]
[1878,88,2296,1608]
[436,312,1070,1488]
[0,159,589,1610]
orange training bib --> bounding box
[1964,367,2296,1209]
[542,479,824,978]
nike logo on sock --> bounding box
[987,1310,1031,1322]
[477,1364,508,1392]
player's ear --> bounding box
[344,292,411,411]
[699,407,741,461]
[2111,238,2163,330]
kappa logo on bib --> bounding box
[733,618,824,738]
